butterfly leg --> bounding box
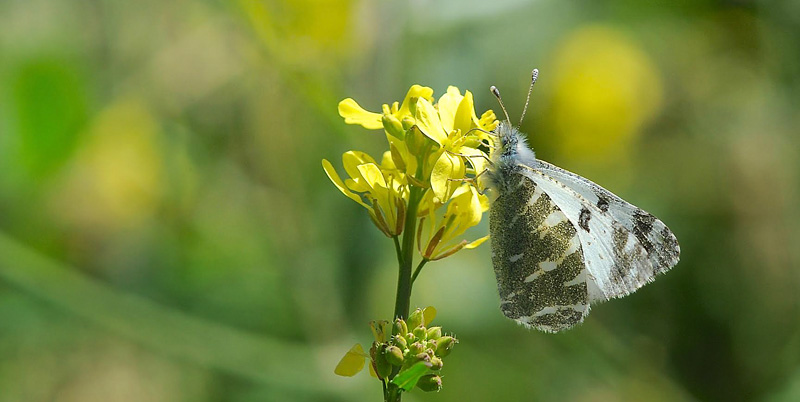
[447,151,494,165]
[446,151,494,177]
[448,168,490,194]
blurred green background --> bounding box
[1,0,799,401]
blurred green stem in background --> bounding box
[0,232,325,396]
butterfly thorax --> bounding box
[488,122,537,194]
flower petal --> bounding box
[322,159,369,208]
[338,98,383,129]
[437,86,464,134]
[457,146,488,176]
[414,98,447,145]
[462,186,484,227]
[453,90,479,134]
[464,234,490,249]
[479,109,499,131]
[397,85,434,118]
[381,150,397,170]
[355,162,397,224]
[440,185,483,242]
[430,152,464,203]
[334,343,367,377]
[342,151,378,192]
[423,306,437,326]
[356,162,388,190]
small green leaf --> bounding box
[391,361,432,391]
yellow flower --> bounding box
[329,85,494,393]
[337,85,434,131]
[425,87,498,203]
[322,151,407,237]
[417,184,490,261]
[327,84,496,259]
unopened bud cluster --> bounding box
[370,308,457,392]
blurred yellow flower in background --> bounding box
[52,100,164,232]
[549,25,664,163]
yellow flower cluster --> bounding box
[323,85,497,260]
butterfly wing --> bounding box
[489,170,591,332]
[519,161,680,301]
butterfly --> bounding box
[484,69,680,332]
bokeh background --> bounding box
[1,0,799,401]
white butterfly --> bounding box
[485,70,680,332]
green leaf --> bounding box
[391,361,432,391]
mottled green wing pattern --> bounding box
[489,172,590,332]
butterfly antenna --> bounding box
[518,68,538,127]
[490,85,512,126]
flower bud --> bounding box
[383,114,405,139]
[393,335,408,350]
[413,352,431,364]
[416,374,442,392]
[374,346,393,379]
[389,143,406,171]
[407,97,419,116]
[429,356,443,371]
[407,308,424,329]
[435,336,457,357]
[426,326,442,340]
[384,345,405,366]
[412,326,427,340]
[393,318,408,337]
[405,126,425,156]
[426,339,438,351]
[401,116,415,131]
[408,341,424,355]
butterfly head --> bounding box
[491,122,536,166]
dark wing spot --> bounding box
[596,194,610,212]
[632,210,656,253]
[658,226,681,267]
[578,207,591,232]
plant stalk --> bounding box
[393,185,422,321]
[386,185,424,402]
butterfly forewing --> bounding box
[532,159,681,280]
[518,163,679,301]
[489,171,591,332]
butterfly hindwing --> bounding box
[489,170,590,332]
[518,162,679,301]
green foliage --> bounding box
[392,361,433,391]
[11,59,87,178]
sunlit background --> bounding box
[1,0,799,400]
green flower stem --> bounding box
[410,259,428,285]
[387,182,425,402]
[393,184,423,321]
[392,236,402,266]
